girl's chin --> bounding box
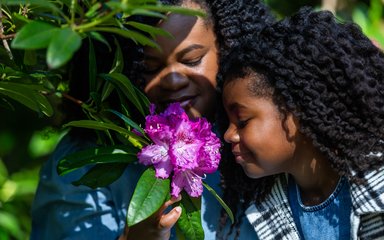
[241,164,266,179]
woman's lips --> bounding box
[179,98,193,108]
[162,96,197,109]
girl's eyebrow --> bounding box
[176,44,205,58]
[226,102,246,113]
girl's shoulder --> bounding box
[350,167,384,214]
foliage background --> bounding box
[0,0,383,239]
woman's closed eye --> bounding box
[142,61,162,75]
[181,56,203,67]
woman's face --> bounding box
[142,2,218,120]
[223,76,298,178]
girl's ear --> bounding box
[284,113,300,141]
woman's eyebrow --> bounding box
[176,44,205,58]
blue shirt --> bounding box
[288,176,352,240]
[31,134,257,239]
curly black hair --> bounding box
[204,1,277,239]
[220,6,384,209]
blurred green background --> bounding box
[0,0,383,239]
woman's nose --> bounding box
[160,71,189,91]
[224,124,239,143]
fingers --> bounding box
[159,206,182,229]
[158,195,182,214]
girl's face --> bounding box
[223,75,299,178]
[143,2,218,120]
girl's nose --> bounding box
[224,124,239,143]
[160,72,189,91]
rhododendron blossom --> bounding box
[137,103,221,198]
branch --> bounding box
[61,92,84,106]
[0,33,15,40]
[0,5,14,60]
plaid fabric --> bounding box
[245,169,384,240]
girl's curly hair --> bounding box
[205,1,277,239]
[220,6,384,208]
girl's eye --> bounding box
[237,119,249,129]
[182,56,203,67]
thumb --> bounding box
[159,206,182,229]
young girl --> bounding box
[221,7,384,239]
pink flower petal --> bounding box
[171,172,186,198]
[154,159,173,179]
[183,170,203,197]
[170,141,202,170]
[138,145,168,166]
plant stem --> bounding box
[73,9,120,31]
[0,5,13,60]
[70,0,76,25]
[61,92,84,106]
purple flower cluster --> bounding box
[138,103,221,198]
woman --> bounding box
[30,0,274,239]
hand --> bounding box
[119,196,182,240]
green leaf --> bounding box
[176,192,204,240]
[85,2,103,18]
[352,7,368,33]
[141,5,205,17]
[11,21,58,49]
[134,85,150,110]
[0,82,53,116]
[101,82,115,102]
[130,9,167,19]
[101,72,147,116]
[90,27,159,49]
[72,163,127,188]
[127,168,170,226]
[110,38,124,74]
[0,161,8,186]
[47,28,82,69]
[4,0,64,16]
[100,81,115,102]
[87,31,111,51]
[104,109,146,136]
[126,21,172,39]
[0,211,23,239]
[57,145,139,176]
[63,120,146,148]
[202,182,234,223]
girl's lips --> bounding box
[232,152,244,163]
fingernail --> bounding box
[175,206,182,213]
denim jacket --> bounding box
[30,134,257,240]
[245,170,384,240]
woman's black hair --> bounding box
[220,5,384,212]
